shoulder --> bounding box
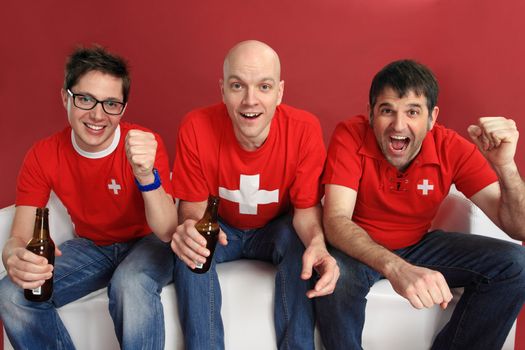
[430,123,476,153]
[331,115,369,144]
[181,103,227,127]
[119,121,165,143]
[277,104,321,129]
[29,127,71,155]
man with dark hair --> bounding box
[316,59,525,349]
[0,46,177,349]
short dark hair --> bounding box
[369,59,438,114]
[63,45,131,103]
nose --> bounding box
[242,87,258,106]
[391,114,407,132]
[89,102,106,121]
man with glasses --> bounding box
[0,46,177,349]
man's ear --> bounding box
[276,80,285,105]
[428,106,439,130]
[367,104,373,124]
[61,89,69,110]
[219,79,225,102]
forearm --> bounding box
[325,214,407,277]
[178,200,207,223]
[495,162,525,239]
[142,187,178,242]
[292,206,326,249]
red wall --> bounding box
[1,1,524,348]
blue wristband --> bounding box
[135,168,161,192]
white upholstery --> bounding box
[1,187,519,349]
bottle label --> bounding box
[32,286,42,295]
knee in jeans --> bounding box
[494,244,525,284]
[330,249,372,297]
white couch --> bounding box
[0,187,519,350]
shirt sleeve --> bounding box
[449,133,498,198]
[322,121,364,191]
[16,144,52,207]
[289,119,326,209]
[171,117,209,202]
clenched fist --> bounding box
[125,129,158,184]
[468,117,519,169]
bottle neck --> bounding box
[206,196,220,222]
[33,208,50,240]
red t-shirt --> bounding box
[323,115,498,250]
[172,103,325,229]
[16,122,173,245]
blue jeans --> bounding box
[0,233,173,350]
[173,214,315,350]
[315,230,525,350]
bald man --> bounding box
[170,40,339,350]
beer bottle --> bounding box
[24,207,55,302]
[192,196,220,274]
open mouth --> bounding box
[84,123,105,131]
[390,135,410,151]
[240,112,262,119]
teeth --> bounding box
[241,112,261,118]
[86,123,104,131]
[391,136,408,140]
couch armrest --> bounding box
[0,192,75,277]
[431,185,520,245]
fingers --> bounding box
[469,117,518,151]
[171,220,210,269]
[125,130,158,177]
[405,271,451,309]
[6,248,53,289]
[218,229,229,246]
[303,252,340,298]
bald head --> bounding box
[223,40,281,80]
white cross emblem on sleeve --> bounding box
[219,174,279,215]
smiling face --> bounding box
[61,70,125,153]
[221,41,284,151]
[369,87,439,172]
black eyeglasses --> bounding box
[67,89,126,116]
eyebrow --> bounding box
[75,91,123,102]
[377,102,423,108]
[227,75,276,83]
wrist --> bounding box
[135,168,161,192]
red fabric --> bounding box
[16,122,173,245]
[323,115,498,250]
[172,103,325,229]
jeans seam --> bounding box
[209,271,216,349]
[279,266,290,350]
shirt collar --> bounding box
[358,123,440,166]
[71,125,121,159]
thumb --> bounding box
[54,246,62,257]
[301,254,314,280]
[467,125,485,150]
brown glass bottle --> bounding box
[191,196,220,274]
[24,207,55,302]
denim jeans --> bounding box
[173,214,315,350]
[0,233,174,350]
[315,230,525,350]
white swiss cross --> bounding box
[219,174,279,215]
[417,179,434,195]
[108,179,121,195]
